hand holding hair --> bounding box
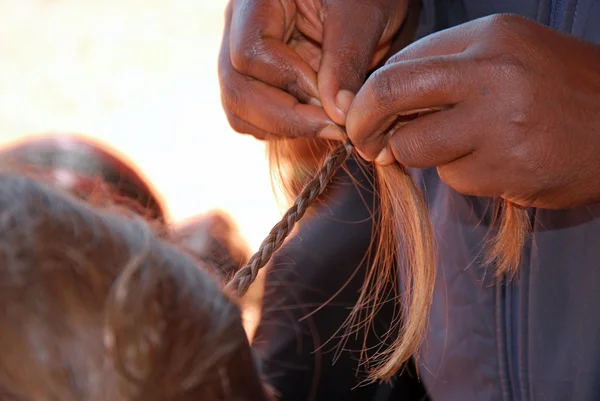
[218,0,410,141]
[347,14,600,210]
[221,10,568,383]
[226,138,354,296]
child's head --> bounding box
[0,133,166,223]
[0,172,269,401]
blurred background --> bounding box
[0,0,278,334]
[0,0,279,248]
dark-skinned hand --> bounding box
[218,0,409,141]
[347,14,600,210]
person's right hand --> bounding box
[218,0,410,141]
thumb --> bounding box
[317,2,397,126]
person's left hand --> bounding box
[346,13,600,210]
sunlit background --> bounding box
[0,0,280,249]
[0,0,279,335]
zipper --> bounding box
[550,0,567,30]
[504,276,521,401]
[501,3,571,400]
[500,207,535,401]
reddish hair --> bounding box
[0,172,270,400]
[172,210,251,283]
[226,135,528,381]
[0,133,166,223]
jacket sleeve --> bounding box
[251,158,427,401]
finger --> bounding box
[229,0,319,103]
[347,54,476,159]
[317,2,406,125]
[386,105,478,169]
[224,112,272,140]
[220,64,343,139]
[386,17,483,64]
[219,5,342,139]
[436,153,499,199]
[355,112,429,162]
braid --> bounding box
[227,132,528,379]
[225,139,354,296]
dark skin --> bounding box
[220,6,600,209]
[218,0,410,140]
[347,14,600,210]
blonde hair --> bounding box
[227,137,529,381]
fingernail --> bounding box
[308,97,323,107]
[375,147,395,166]
[335,90,355,118]
[318,125,345,141]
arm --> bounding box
[251,157,427,401]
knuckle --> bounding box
[369,68,398,108]
[470,48,527,79]
[230,39,259,74]
[273,120,298,138]
[272,115,310,138]
[505,105,536,138]
[498,97,538,152]
[414,58,449,92]
[231,41,303,97]
[490,52,528,78]
[506,142,542,177]
[472,16,531,75]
